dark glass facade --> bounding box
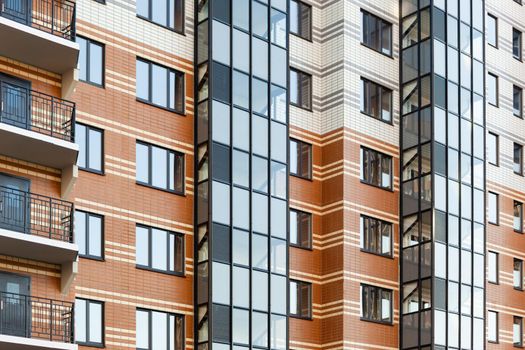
[400,0,486,348]
[195,0,290,349]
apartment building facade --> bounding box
[0,0,523,349]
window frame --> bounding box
[136,308,185,350]
[136,57,186,114]
[289,279,312,320]
[360,215,393,258]
[360,9,393,57]
[488,192,499,225]
[77,36,105,88]
[515,316,524,347]
[488,251,499,284]
[488,310,499,343]
[290,0,312,41]
[360,146,393,190]
[515,143,524,176]
[514,85,523,118]
[487,73,499,107]
[514,258,524,290]
[76,123,104,175]
[289,209,312,250]
[515,201,524,233]
[360,77,393,124]
[290,67,313,111]
[135,224,185,276]
[75,210,104,261]
[487,14,498,48]
[136,140,185,195]
[136,0,185,33]
[289,138,312,180]
[487,132,499,166]
[75,298,105,347]
[514,28,523,61]
[360,284,393,325]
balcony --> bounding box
[0,292,76,350]
[0,186,78,291]
[0,82,79,197]
[0,0,79,96]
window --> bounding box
[289,280,311,318]
[488,251,499,284]
[74,211,103,259]
[290,209,312,249]
[136,58,185,113]
[487,14,497,47]
[136,141,185,194]
[515,143,523,175]
[487,73,498,106]
[360,78,392,122]
[290,0,311,40]
[514,86,523,117]
[360,284,392,323]
[77,37,104,87]
[360,215,392,256]
[488,310,498,343]
[487,132,499,165]
[136,309,184,350]
[515,201,523,232]
[290,68,312,110]
[514,28,522,60]
[76,123,103,173]
[75,299,104,346]
[136,0,183,32]
[515,0,523,4]
[514,259,523,290]
[290,139,312,179]
[361,10,392,56]
[136,225,184,274]
[360,147,392,189]
[515,316,524,347]
[488,192,499,224]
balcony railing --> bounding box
[0,291,73,343]
[0,0,76,40]
[0,81,75,142]
[0,186,74,243]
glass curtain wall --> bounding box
[195,1,290,350]
[400,0,485,349]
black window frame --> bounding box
[487,132,499,166]
[488,250,499,284]
[289,138,312,180]
[76,123,104,175]
[514,85,523,118]
[77,36,105,88]
[361,10,393,57]
[136,140,185,195]
[360,146,393,190]
[515,200,524,233]
[136,308,185,350]
[514,28,523,61]
[360,284,393,324]
[136,0,185,33]
[515,142,524,176]
[514,258,524,290]
[135,224,185,276]
[487,14,498,48]
[289,209,312,249]
[488,310,499,343]
[290,68,312,111]
[75,298,105,347]
[488,191,499,225]
[360,77,393,124]
[289,279,312,319]
[75,210,104,261]
[290,0,312,41]
[360,215,393,258]
[488,72,499,107]
[136,57,185,114]
[515,316,524,347]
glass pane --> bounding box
[76,124,86,168]
[74,211,86,255]
[89,43,103,85]
[152,311,168,349]
[75,299,87,342]
[88,302,102,343]
[136,310,149,348]
[88,129,102,171]
[152,228,168,270]
[88,215,102,257]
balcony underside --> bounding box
[0,334,77,350]
[0,16,79,75]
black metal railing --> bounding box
[0,186,74,243]
[0,0,76,40]
[0,81,75,142]
[0,291,73,343]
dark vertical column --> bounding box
[399,0,486,349]
[194,0,290,349]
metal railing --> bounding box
[0,0,76,40]
[0,291,73,343]
[0,186,74,243]
[0,81,75,142]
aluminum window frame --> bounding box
[77,36,105,88]
[75,298,105,347]
[136,308,185,350]
[76,122,104,175]
[75,210,104,261]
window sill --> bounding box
[290,102,313,112]
[360,180,394,193]
[79,167,105,176]
[360,42,394,59]
[136,265,185,277]
[136,14,185,36]
[290,243,313,251]
[360,110,394,126]
[360,248,394,260]
[76,342,105,348]
[290,31,313,43]
[488,280,499,285]
[360,317,393,326]
[136,181,185,197]
[79,79,105,89]
[289,314,313,321]
[136,98,186,116]
[79,255,105,262]
[290,173,313,182]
